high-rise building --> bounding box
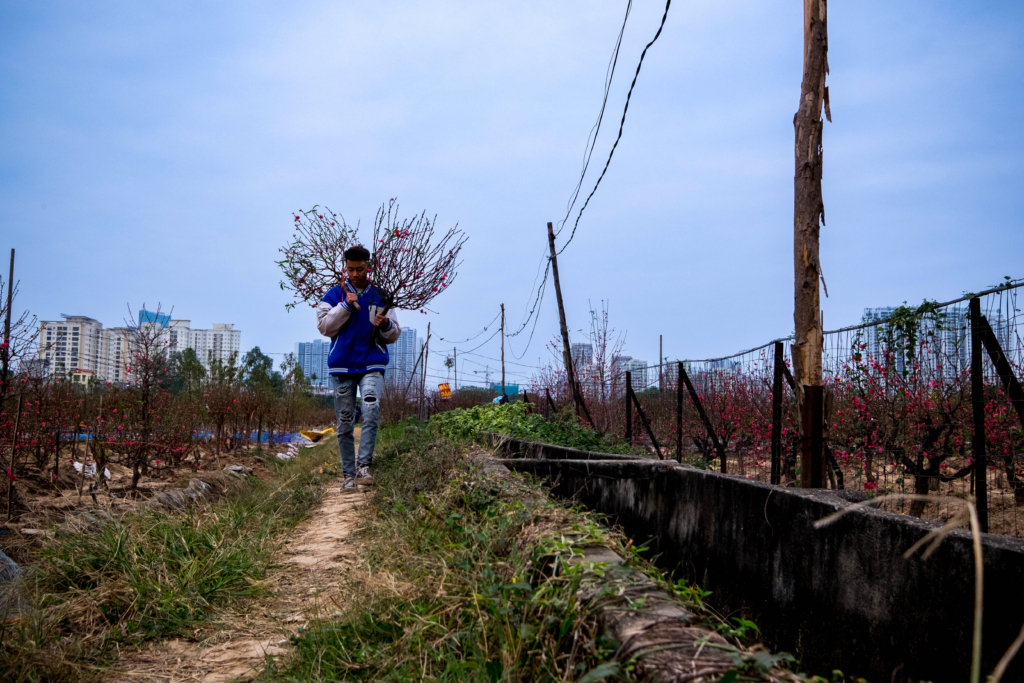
[385,327,418,385]
[571,343,593,370]
[38,315,104,383]
[627,359,649,391]
[859,304,1016,383]
[37,311,241,383]
[165,319,241,368]
[613,355,648,391]
[296,339,331,387]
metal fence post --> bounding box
[771,341,783,485]
[625,371,632,445]
[970,297,989,533]
[676,362,683,463]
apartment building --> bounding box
[165,319,241,368]
[37,311,242,383]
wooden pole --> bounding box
[419,323,430,421]
[793,0,829,487]
[77,395,90,500]
[675,361,683,462]
[678,363,727,473]
[547,222,577,414]
[771,341,784,485]
[630,388,663,459]
[453,347,457,393]
[800,385,824,488]
[970,298,989,532]
[625,371,633,445]
[500,303,506,396]
[6,391,23,520]
[659,334,663,392]
[0,249,14,404]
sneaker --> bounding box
[356,465,375,486]
[340,477,358,494]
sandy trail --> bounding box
[112,431,367,683]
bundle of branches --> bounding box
[277,199,466,330]
[368,198,466,317]
[277,206,359,310]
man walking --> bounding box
[316,245,401,493]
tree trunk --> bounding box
[909,455,930,517]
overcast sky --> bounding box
[3,1,1022,389]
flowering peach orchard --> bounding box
[0,322,332,513]
[530,294,1024,535]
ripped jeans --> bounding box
[332,371,383,478]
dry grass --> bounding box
[0,439,340,683]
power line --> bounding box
[558,0,672,256]
[438,312,501,345]
[557,0,632,237]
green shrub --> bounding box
[431,402,638,455]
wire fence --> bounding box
[529,280,1024,538]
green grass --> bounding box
[265,421,624,683]
[268,423,830,683]
[431,402,643,456]
[0,440,341,683]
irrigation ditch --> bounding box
[482,431,1024,682]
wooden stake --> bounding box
[625,371,632,445]
[6,391,23,520]
[771,342,784,485]
[659,334,663,392]
[675,361,683,462]
[500,304,506,396]
[0,249,13,404]
[794,0,828,487]
[419,323,430,421]
[970,298,989,532]
[547,223,577,414]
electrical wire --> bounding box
[557,0,633,237]
[558,0,672,256]
[438,312,501,345]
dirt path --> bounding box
[113,432,367,683]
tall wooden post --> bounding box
[6,391,23,520]
[794,0,828,488]
[970,298,989,532]
[0,249,14,405]
[659,335,664,392]
[419,323,430,421]
[625,370,633,445]
[453,348,457,393]
[771,341,784,485]
[676,361,683,462]
[547,222,577,413]
[500,303,506,396]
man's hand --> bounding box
[346,291,358,306]
[374,313,388,328]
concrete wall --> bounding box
[479,431,642,461]
[495,440,1024,683]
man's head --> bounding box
[344,245,371,288]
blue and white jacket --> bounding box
[316,283,401,375]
